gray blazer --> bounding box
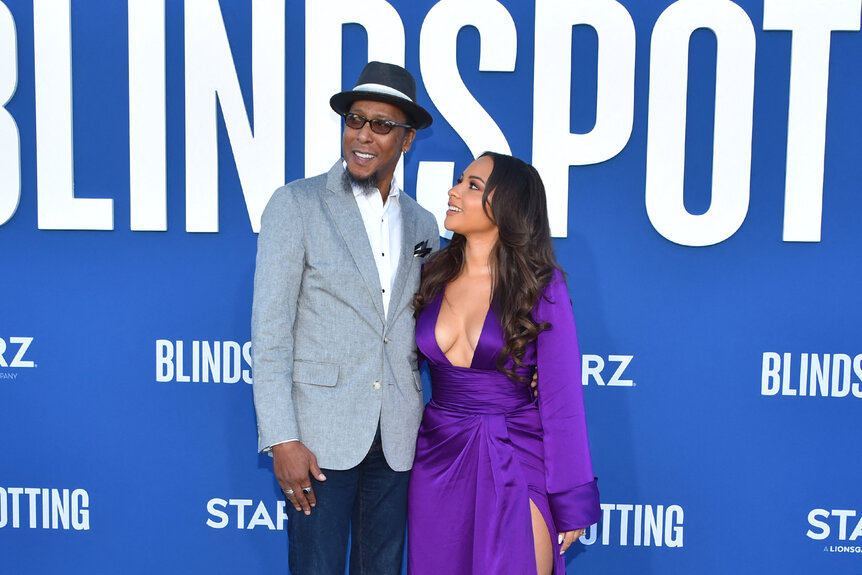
[252,161,440,472]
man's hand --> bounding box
[272,441,327,515]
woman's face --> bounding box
[444,156,496,237]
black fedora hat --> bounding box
[330,61,433,130]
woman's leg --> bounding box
[530,499,554,575]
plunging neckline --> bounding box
[432,288,493,369]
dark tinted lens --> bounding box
[344,114,366,129]
[369,119,393,134]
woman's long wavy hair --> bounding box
[413,152,559,382]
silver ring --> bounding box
[302,487,313,494]
[283,489,294,496]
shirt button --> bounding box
[373,381,382,390]
[383,337,389,344]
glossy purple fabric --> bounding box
[407,270,600,574]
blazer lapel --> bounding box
[386,196,418,327]
[322,162,385,322]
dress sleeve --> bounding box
[533,269,601,531]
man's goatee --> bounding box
[344,167,379,195]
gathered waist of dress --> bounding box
[429,364,534,414]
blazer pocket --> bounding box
[412,370,422,391]
[293,360,339,387]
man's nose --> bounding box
[357,123,375,141]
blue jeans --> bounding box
[286,428,409,575]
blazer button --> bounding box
[373,380,382,390]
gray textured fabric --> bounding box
[252,161,440,472]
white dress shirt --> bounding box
[350,177,402,318]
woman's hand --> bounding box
[557,528,586,554]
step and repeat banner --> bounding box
[1,0,860,573]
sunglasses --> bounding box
[341,112,412,135]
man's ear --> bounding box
[402,128,417,154]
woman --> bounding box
[407,153,601,575]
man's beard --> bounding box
[344,167,379,195]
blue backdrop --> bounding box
[1,1,861,573]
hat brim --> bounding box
[330,90,433,130]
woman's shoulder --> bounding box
[548,266,566,284]
[534,267,571,312]
[542,266,568,293]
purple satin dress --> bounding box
[407,270,601,575]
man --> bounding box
[251,62,439,575]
